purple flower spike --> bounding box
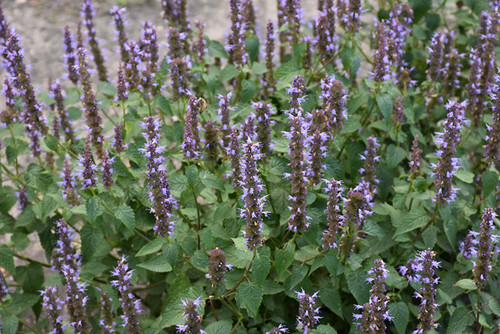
[371,20,390,82]
[116,63,129,102]
[228,0,248,67]
[177,298,204,334]
[110,6,129,64]
[81,0,108,82]
[204,120,219,162]
[49,81,75,142]
[307,129,328,187]
[427,32,444,82]
[59,158,80,207]
[206,248,229,287]
[0,3,9,45]
[266,324,288,334]
[315,1,337,65]
[113,123,127,154]
[392,96,404,126]
[409,135,422,176]
[180,96,203,159]
[359,136,380,198]
[170,57,191,102]
[340,0,362,35]
[240,139,268,250]
[63,26,79,84]
[140,21,159,92]
[124,40,142,92]
[100,289,116,333]
[16,185,29,211]
[253,102,275,159]
[228,126,242,186]
[194,21,207,62]
[139,116,177,237]
[322,178,343,249]
[79,136,97,190]
[473,208,497,289]
[101,149,115,189]
[431,100,467,204]
[485,69,500,170]
[320,75,348,135]
[296,290,321,334]
[0,271,8,303]
[168,26,185,60]
[0,77,19,127]
[341,188,371,255]
[41,286,66,334]
[413,249,440,334]
[263,21,276,98]
[217,92,233,152]
[111,256,142,333]
[459,231,476,260]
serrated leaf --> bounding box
[320,286,343,319]
[311,325,338,334]
[455,169,474,184]
[81,224,104,261]
[0,244,15,273]
[447,307,474,334]
[208,40,228,59]
[482,171,498,198]
[241,79,256,103]
[221,64,239,82]
[138,255,173,272]
[170,174,188,193]
[97,81,117,96]
[41,195,58,221]
[252,255,271,286]
[16,262,43,293]
[394,207,428,237]
[285,265,308,292]
[454,279,477,290]
[377,95,393,121]
[115,205,135,233]
[389,302,409,334]
[205,320,233,334]
[275,243,295,281]
[386,145,406,169]
[0,310,18,334]
[155,94,172,116]
[86,196,104,223]
[340,117,362,134]
[346,271,370,304]
[25,164,52,190]
[199,170,225,191]
[364,220,385,239]
[8,293,40,315]
[236,282,263,318]
[246,35,260,62]
[136,238,166,257]
[270,185,289,213]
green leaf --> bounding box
[0,189,17,214]
[8,293,40,315]
[275,243,295,281]
[241,79,256,103]
[199,170,225,191]
[447,307,474,334]
[170,174,188,193]
[115,205,136,233]
[208,40,228,58]
[155,94,172,116]
[221,64,239,82]
[236,282,263,318]
[25,164,52,190]
[252,62,267,75]
[346,271,370,304]
[455,169,474,184]
[376,95,393,121]
[409,0,432,22]
[324,251,340,276]
[386,145,406,169]
[320,286,343,319]
[482,171,498,198]
[81,224,105,261]
[270,186,289,212]
[138,255,173,273]
[43,135,58,151]
[394,207,428,237]
[86,196,104,223]
[340,117,362,134]
[454,279,477,290]
[0,311,18,334]
[389,302,409,334]
[41,195,58,221]
[285,265,308,292]
[440,205,457,250]
[246,35,260,62]
[205,320,233,334]
[16,262,43,293]
[0,244,15,274]
[364,220,385,239]
[136,238,167,257]
[252,255,271,286]
[97,81,117,96]
[311,325,338,334]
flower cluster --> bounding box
[49,81,75,142]
[322,178,343,249]
[427,32,444,81]
[263,21,276,98]
[371,20,390,82]
[204,120,219,162]
[341,188,371,255]
[320,75,348,135]
[111,256,142,333]
[170,57,191,101]
[116,63,129,102]
[228,126,242,186]
[472,208,497,288]
[139,116,177,237]
[41,286,66,334]
[110,6,129,64]
[315,0,337,65]
[62,25,79,84]
[0,271,8,303]
[0,77,19,127]
[228,0,248,67]
[217,92,233,152]
[81,0,108,82]
[100,149,115,189]
[413,250,440,334]
[59,158,80,206]
[124,40,142,92]
[296,290,320,334]
[180,96,203,159]
[266,324,288,334]
[193,21,206,62]
[79,135,97,189]
[409,135,422,176]
[113,123,127,153]
[100,289,116,333]
[485,69,500,170]
[306,128,328,187]
[140,21,159,91]
[177,298,204,334]
[206,248,230,287]
[253,101,274,159]
[392,96,404,126]
[431,100,466,204]
[340,0,362,35]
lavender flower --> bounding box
[241,113,256,141]
[284,76,309,232]
[41,286,66,334]
[101,149,115,189]
[193,21,206,62]
[473,208,497,289]
[398,258,422,283]
[320,76,348,135]
[0,271,8,303]
[240,139,267,250]
[180,96,203,159]
[217,92,233,152]
[0,77,19,127]
[242,0,257,35]
[177,298,204,334]
[49,81,75,142]
[79,136,97,189]
[116,63,129,102]
[169,26,185,60]
[161,0,191,35]
[387,2,412,70]
[460,231,476,260]
[307,128,328,187]
[81,0,108,82]
[228,0,248,67]
[100,290,116,333]
[409,135,422,176]
[266,324,288,334]
[253,102,274,158]
[204,121,219,162]
[467,49,483,125]
[296,290,320,334]
[315,6,337,66]
[371,20,390,83]
[16,186,29,211]
[111,256,142,333]
[322,178,343,249]
[59,159,80,207]
[124,40,142,92]
[228,127,242,186]
[283,0,303,45]
[170,57,190,101]
[206,248,229,287]
[485,69,500,168]
[392,96,404,126]
[431,100,466,204]
[441,43,462,97]
[113,123,127,153]
[110,6,129,64]
[140,21,159,91]
[341,188,371,255]
[51,219,80,275]
[78,45,104,158]
[413,250,440,334]
[0,2,9,45]
[341,0,362,35]
[63,26,79,84]
[427,32,444,81]
[139,116,177,237]
[263,21,276,98]
[359,136,380,198]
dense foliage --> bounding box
[0,0,499,333]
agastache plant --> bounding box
[284,76,309,232]
[170,57,190,101]
[320,75,348,135]
[100,289,116,333]
[140,21,159,92]
[240,139,267,251]
[228,0,248,67]
[263,21,276,98]
[81,0,108,82]
[322,178,343,249]
[110,6,129,64]
[177,298,204,334]
[472,208,497,289]
[217,92,233,152]
[372,20,390,82]
[63,25,79,84]
[485,68,500,169]
[49,80,75,142]
[139,116,177,237]
[315,0,337,65]
[0,271,8,303]
[253,101,274,159]
[204,120,219,163]
[409,135,423,176]
[427,32,444,81]
[295,290,320,334]
[193,21,206,62]
[79,135,97,189]
[228,126,242,186]
[413,250,440,334]
[180,96,203,159]
[124,40,142,92]
[100,149,114,189]
[206,248,229,287]
[266,324,288,334]
[59,158,80,207]
[431,100,466,204]
[41,286,66,334]
[359,136,380,200]
[111,256,142,333]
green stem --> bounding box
[221,251,256,299]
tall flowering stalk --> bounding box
[372,20,390,83]
[193,21,206,62]
[413,250,440,334]
[427,32,444,81]
[100,290,116,333]
[253,102,274,158]
[206,248,229,287]
[387,2,412,72]
[228,126,242,186]
[41,286,66,334]
[0,2,9,45]
[111,256,142,333]
[341,0,362,35]
[359,136,380,199]
[100,149,114,189]
[263,21,276,98]
[284,76,309,232]
[81,0,108,82]
[113,123,127,154]
[296,290,320,334]
[0,77,19,127]
[341,188,371,255]
[168,26,186,60]
[322,178,343,249]
[472,208,497,289]
[63,26,79,84]
[49,81,75,142]
[354,259,391,333]
[307,129,328,187]
[320,76,348,135]
[315,0,337,65]
[228,0,248,67]
[240,139,267,250]
[140,21,159,91]
[59,159,80,207]
[266,325,288,334]
[217,92,233,152]
[177,298,204,334]
[110,6,129,64]
[170,57,190,101]
[441,40,462,97]
[124,40,142,92]
[409,135,422,177]
[139,116,177,237]
[431,100,466,204]
[485,69,500,169]
[79,135,97,189]
[204,121,219,162]
[116,63,129,103]
[181,96,203,159]
[0,271,8,303]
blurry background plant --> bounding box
[0,0,499,333]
